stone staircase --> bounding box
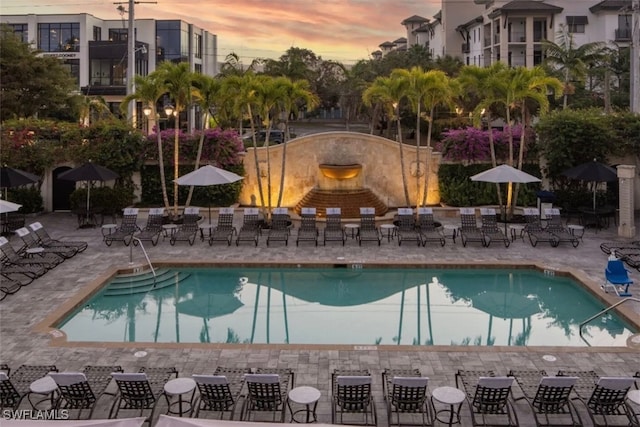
[104,269,191,296]
[295,189,388,218]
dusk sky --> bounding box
[1,0,440,65]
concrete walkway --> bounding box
[1,210,639,425]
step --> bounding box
[105,271,190,296]
[295,189,388,218]
[108,269,175,288]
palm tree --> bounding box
[508,66,562,210]
[224,72,266,210]
[274,77,319,208]
[77,95,112,127]
[185,74,222,207]
[120,73,171,211]
[362,75,411,206]
[458,63,510,209]
[155,61,196,218]
[542,24,604,109]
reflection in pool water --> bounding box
[59,267,634,346]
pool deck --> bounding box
[1,210,639,425]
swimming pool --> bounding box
[57,266,634,347]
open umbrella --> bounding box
[175,165,243,224]
[0,199,22,214]
[562,159,617,210]
[58,162,119,225]
[470,164,541,224]
[0,166,40,199]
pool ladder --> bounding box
[129,237,156,285]
[579,296,639,346]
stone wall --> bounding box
[239,132,441,208]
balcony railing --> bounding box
[615,28,632,41]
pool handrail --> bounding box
[129,237,156,284]
[579,296,639,346]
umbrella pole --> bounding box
[592,182,597,211]
[86,181,91,227]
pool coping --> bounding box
[34,260,640,352]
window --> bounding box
[93,26,102,41]
[156,20,189,63]
[194,33,202,59]
[37,22,80,52]
[7,23,28,43]
[60,59,80,86]
[108,28,128,41]
[566,16,587,34]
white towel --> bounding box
[478,377,513,389]
[417,207,433,214]
[245,374,280,384]
[336,376,371,386]
[193,375,228,385]
[392,376,428,388]
[111,372,148,382]
[539,376,577,388]
[597,377,635,390]
[49,372,88,386]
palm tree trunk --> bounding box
[421,107,434,206]
[185,112,209,207]
[396,107,410,207]
[156,115,171,211]
[173,114,180,219]
[276,126,287,208]
[563,68,570,109]
[487,116,503,210]
[415,104,422,207]
[248,104,266,210]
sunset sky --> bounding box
[1,0,440,65]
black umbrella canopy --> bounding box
[0,166,40,188]
[562,159,617,182]
[57,162,119,182]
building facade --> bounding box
[2,13,217,127]
[397,0,633,68]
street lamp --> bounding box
[142,105,153,135]
[164,104,174,117]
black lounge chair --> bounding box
[209,207,237,246]
[134,208,164,246]
[192,367,250,419]
[0,371,23,410]
[296,207,319,246]
[358,207,381,246]
[0,236,61,270]
[458,208,487,247]
[396,208,422,246]
[236,208,261,246]
[324,207,345,246]
[9,364,59,409]
[382,368,433,427]
[523,208,558,247]
[28,222,88,253]
[576,376,636,427]
[455,370,518,427]
[545,208,579,248]
[240,369,294,422]
[170,207,200,246]
[49,371,120,419]
[104,208,139,247]
[332,368,377,426]
[15,227,76,259]
[479,208,510,248]
[508,370,581,426]
[267,207,290,246]
[416,207,445,246]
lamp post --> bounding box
[142,105,152,135]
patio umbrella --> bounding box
[562,159,617,210]
[174,165,243,224]
[470,164,541,223]
[58,162,119,221]
[0,166,40,199]
[0,199,22,214]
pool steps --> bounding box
[104,269,191,296]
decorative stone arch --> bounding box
[239,131,441,210]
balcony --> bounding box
[615,28,632,41]
[462,43,470,53]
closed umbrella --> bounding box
[175,165,243,224]
[58,162,119,226]
[562,159,617,210]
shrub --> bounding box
[7,187,43,213]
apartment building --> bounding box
[2,13,217,125]
[397,0,633,68]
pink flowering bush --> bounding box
[436,126,534,163]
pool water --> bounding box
[58,267,634,346]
